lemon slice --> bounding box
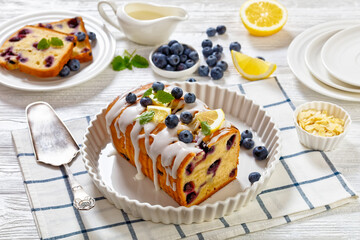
[240,0,288,37]
[147,106,171,123]
[231,50,276,80]
[196,109,225,133]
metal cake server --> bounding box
[26,101,95,210]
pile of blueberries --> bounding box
[59,31,96,77]
[152,40,199,71]
[240,129,269,184]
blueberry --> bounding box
[206,55,217,67]
[202,47,213,58]
[180,54,188,63]
[201,39,213,48]
[241,130,253,140]
[59,65,70,77]
[140,97,152,107]
[165,64,176,71]
[216,60,228,71]
[178,130,193,143]
[168,40,178,46]
[213,44,223,53]
[152,52,167,69]
[170,42,184,55]
[67,59,80,71]
[183,47,192,56]
[75,32,86,41]
[184,93,196,103]
[157,45,170,55]
[176,63,187,71]
[186,78,196,82]
[152,82,165,92]
[180,111,193,124]
[248,172,261,184]
[198,65,209,76]
[125,92,137,104]
[185,59,195,68]
[171,87,183,99]
[88,32,96,41]
[242,138,255,149]
[216,25,226,35]
[210,67,223,80]
[230,42,241,52]
[165,114,179,129]
[253,146,269,160]
[189,51,199,62]
[257,56,265,61]
[168,54,180,66]
[206,27,216,37]
[212,51,222,61]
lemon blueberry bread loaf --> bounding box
[105,82,240,207]
[0,25,76,78]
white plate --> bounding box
[0,11,116,91]
[305,29,360,93]
[287,20,360,102]
[321,25,360,87]
[82,82,281,224]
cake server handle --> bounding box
[64,163,95,210]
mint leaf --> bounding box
[111,56,126,71]
[143,88,153,97]
[37,38,50,50]
[153,90,174,104]
[50,37,64,47]
[201,121,211,136]
[137,110,155,125]
[131,54,149,68]
[124,56,132,70]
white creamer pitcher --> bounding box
[98,1,188,45]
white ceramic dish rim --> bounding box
[81,82,282,223]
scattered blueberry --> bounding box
[67,59,80,71]
[229,42,241,52]
[257,56,265,61]
[59,65,70,77]
[178,130,193,143]
[171,87,183,99]
[241,130,253,140]
[170,42,184,55]
[176,63,187,71]
[140,97,153,107]
[202,39,213,48]
[185,59,195,68]
[242,138,255,149]
[216,25,226,35]
[206,55,217,67]
[253,146,269,160]
[165,114,179,129]
[206,27,216,37]
[189,51,199,62]
[75,32,86,41]
[212,51,222,61]
[180,111,193,124]
[168,54,180,66]
[248,172,261,184]
[88,32,96,41]
[184,93,196,103]
[180,54,188,63]
[213,44,223,53]
[202,47,213,58]
[210,67,224,80]
[158,45,170,55]
[216,60,228,71]
[168,40,178,46]
[152,52,167,69]
[198,65,209,76]
[152,82,165,92]
[125,92,137,104]
[165,64,176,71]
[186,77,196,82]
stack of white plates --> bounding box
[288,20,360,102]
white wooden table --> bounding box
[0,0,359,239]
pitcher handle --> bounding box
[98,0,122,31]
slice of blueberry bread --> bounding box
[37,17,92,63]
[0,25,76,78]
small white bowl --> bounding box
[293,101,351,151]
[149,43,200,79]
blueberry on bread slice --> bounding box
[0,25,76,78]
[37,17,93,63]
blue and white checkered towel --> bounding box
[12,77,358,240]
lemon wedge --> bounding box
[240,0,288,37]
[196,109,225,134]
[231,50,276,80]
[147,106,171,123]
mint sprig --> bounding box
[112,50,149,71]
[37,37,64,50]
[37,38,50,50]
[153,90,174,104]
[143,88,153,97]
[50,37,64,47]
[137,110,155,125]
[201,121,211,136]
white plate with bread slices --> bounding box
[0,11,115,91]
[82,82,281,224]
